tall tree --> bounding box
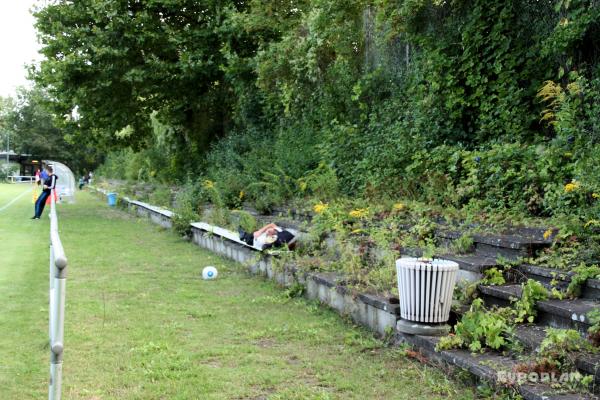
[5,87,101,173]
[33,0,237,152]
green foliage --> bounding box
[282,283,306,299]
[298,162,340,201]
[233,210,258,233]
[512,280,549,323]
[481,268,506,286]
[436,335,463,352]
[586,309,600,347]
[566,263,600,298]
[245,166,298,213]
[451,233,474,254]
[437,299,514,353]
[1,87,101,174]
[540,328,587,359]
[171,180,203,236]
[32,0,600,224]
[514,328,595,395]
[0,164,19,181]
[149,187,172,208]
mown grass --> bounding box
[0,184,475,399]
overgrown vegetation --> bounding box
[23,0,599,221]
[40,0,597,274]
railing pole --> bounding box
[49,244,55,342]
[48,189,67,400]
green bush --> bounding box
[149,186,172,208]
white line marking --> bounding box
[0,187,33,212]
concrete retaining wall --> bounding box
[190,225,399,337]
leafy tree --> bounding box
[0,96,15,152]
[3,87,101,173]
[33,0,241,154]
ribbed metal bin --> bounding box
[396,257,459,323]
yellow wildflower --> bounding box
[239,190,245,200]
[564,181,579,193]
[202,179,215,189]
[592,193,600,199]
[543,229,553,240]
[349,208,369,218]
[313,202,328,214]
[393,203,405,211]
[567,82,581,95]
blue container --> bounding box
[107,192,117,207]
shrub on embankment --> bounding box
[82,1,600,224]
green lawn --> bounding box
[0,184,474,399]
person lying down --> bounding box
[238,223,296,250]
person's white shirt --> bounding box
[254,227,282,249]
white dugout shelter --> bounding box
[45,160,76,203]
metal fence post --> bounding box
[49,190,67,400]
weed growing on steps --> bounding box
[481,267,506,286]
[436,299,515,353]
[587,309,600,347]
[514,328,595,393]
[512,279,549,324]
[566,264,600,298]
[450,232,475,254]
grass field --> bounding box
[0,184,475,399]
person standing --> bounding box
[32,168,42,204]
[32,165,58,219]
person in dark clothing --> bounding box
[239,223,296,250]
[32,165,58,219]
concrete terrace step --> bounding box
[478,285,599,334]
[513,324,600,386]
[515,264,600,301]
[396,333,593,400]
[401,247,500,283]
[440,253,498,273]
[405,247,600,301]
[436,229,552,260]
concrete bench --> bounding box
[128,200,175,219]
[190,221,299,253]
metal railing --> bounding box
[49,190,68,400]
[8,175,35,183]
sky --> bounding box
[0,0,43,98]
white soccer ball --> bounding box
[202,266,218,280]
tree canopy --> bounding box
[30,0,600,217]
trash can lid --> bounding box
[396,257,458,271]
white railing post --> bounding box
[49,189,67,400]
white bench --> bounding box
[190,221,299,253]
[129,200,175,219]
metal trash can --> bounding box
[396,257,458,335]
[107,192,117,207]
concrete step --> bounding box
[396,332,594,400]
[439,253,498,273]
[436,229,551,260]
[478,284,598,334]
[404,248,600,301]
[400,247,498,282]
[513,324,600,386]
[515,264,600,301]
